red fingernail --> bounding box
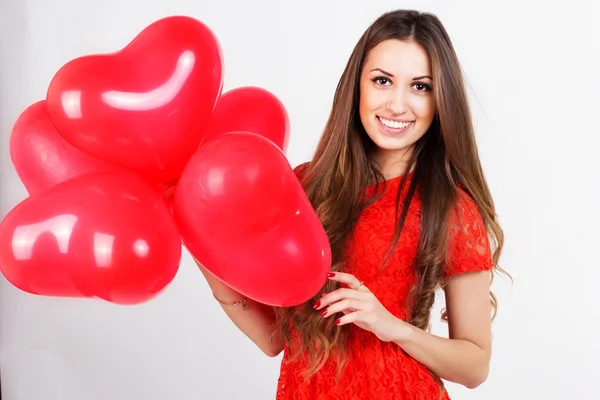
[327,272,335,277]
[335,318,341,325]
[313,301,321,309]
[320,310,328,317]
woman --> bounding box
[199,9,506,399]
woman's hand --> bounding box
[313,272,411,343]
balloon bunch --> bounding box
[0,16,331,307]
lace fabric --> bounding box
[276,164,493,399]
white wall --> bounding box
[0,0,598,399]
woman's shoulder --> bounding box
[293,161,311,180]
[451,187,484,224]
[445,186,493,276]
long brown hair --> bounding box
[275,9,507,383]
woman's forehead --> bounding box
[363,40,432,78]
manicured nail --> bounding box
[335,318,341,325]
[313,300,321,309]
[320,310,328,317]
[327,272,335,277]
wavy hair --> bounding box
[275,10,507,390]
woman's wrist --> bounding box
[391,317,415,345]
[195,259,245,302]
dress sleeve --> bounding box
[444,189,494,278]
[293,162,310,180]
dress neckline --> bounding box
[366,171,414,191]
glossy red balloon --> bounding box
[173,132,330,307]
[46,16,224,183]
[10,100,123,196]
[203,86,290,152]
[0,172,182,304]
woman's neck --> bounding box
[373,147,414,180]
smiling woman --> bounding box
[198,8,507,400]
[359,39,437,173]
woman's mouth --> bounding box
[377,116,414,134]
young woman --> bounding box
[198,9,506,399]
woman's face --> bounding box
[359,39,436,170]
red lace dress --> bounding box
[275,165,494,400]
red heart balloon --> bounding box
[46,16,224,183]
[0,171,182,304]
[203,86,290,152]
[173,132,330,307]
[10,100,123,196]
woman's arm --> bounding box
[196,260,284,357]
[391,270,492,388]
[191,163,309,358]
[389,189,495,388]
[318,269,492,389]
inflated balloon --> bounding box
[46,15,224,183]
[173,131,330,307]
[203,86,290,152]
[157,180,177,215]
[10,100,123,196]
[0,172,182,304]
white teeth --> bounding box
[379,117,412,129]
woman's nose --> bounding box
[386,90,408,115]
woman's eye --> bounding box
[412,82,432,92]
[372,77,391,86]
